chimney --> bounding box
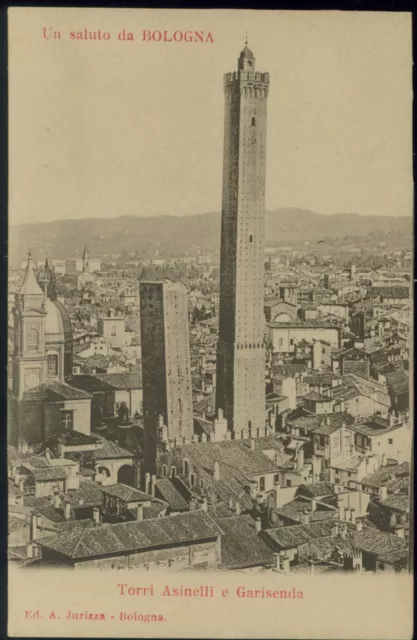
[340,523,347,540]
[64,501,71,521]
[296,446,305,471]
[213,461,220,481]
[355,517,363,532]
[145,472,151,494]
[250,439,255,451]
[30,513,38,541]
[235,501,241,516]
[45,448,51,461]
[395,525,405,539]
[302,509,309,525]
[311,498,317,513]
[309,559,315,574]
[350,507,356,523]
[26,543,33,559]
[151,474,156,498]
[255,517,262,532]
[331,522,339,537]
[201,496,208,512]
[272,552,281,571]
[338,498,345,521]
[381,453,387,467]
[379,484,388,502]
[93,507,101,524]
[281,553,290,573]
[136,504,144,521]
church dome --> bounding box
[37,258,57,299]
[44,298,73,344]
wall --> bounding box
[73,539,220,570]
[98,317,126,348]
[115,388,143,416]
[268,326,340,353]
[44,398,92,438]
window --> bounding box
[388,439,393,445]
[279,338,283,347]
[111,325,117,336]
[61,410,74,431]
[378,563,385,571]
[171,466,176,478]
[286,479,292,487]
[274,474,279,482]
[290,339,294,346]
[27,328,39,352]
[251,117,256,126]
[259,477,265,491]
[47,354,58,376]
[162,465,167,477]
[190,473,195,487]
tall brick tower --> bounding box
[216,44,269,437]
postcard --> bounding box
[7,7,413,639]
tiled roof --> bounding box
[303,391,333,402]
[38,511,223,559]
[273,364,308,377]
[32,467,68,482]
[361,462,409,489]
[379,494,410,512]
[193,417,214,437]
[94,372,142,390]
[215,515,274,569]
[94,437,133,460]
[275,496,337,524]
[100,483,152,503]
[65,480,104,508]
[155,478,189,512]
[287,409,354,434]
[385,370,409,396]
[264,520,341,549]
[296,482,336,498]
[8,515,26,534]
[44,381,92,401]
[45,430,101,447]
[350,529,408,564]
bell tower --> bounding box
[10,251,47,443]
[216,44,270,437]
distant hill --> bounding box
[9,208,412,265]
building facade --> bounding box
[140,281,193,473]
[216,45,269,437]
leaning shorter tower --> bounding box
[140,280,193,473]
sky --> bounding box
[9,8,413,225]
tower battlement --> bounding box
[224,71,270,89]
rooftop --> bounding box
[38,510,223,560]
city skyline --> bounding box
[9,10,412,225]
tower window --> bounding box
[27,328,39,352]
[251,117,256,127]
[47,354,58,376]
[249,235,253,243]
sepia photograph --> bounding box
[7,7,413,639]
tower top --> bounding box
[238,44,255,72]
[19,250,44,297]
